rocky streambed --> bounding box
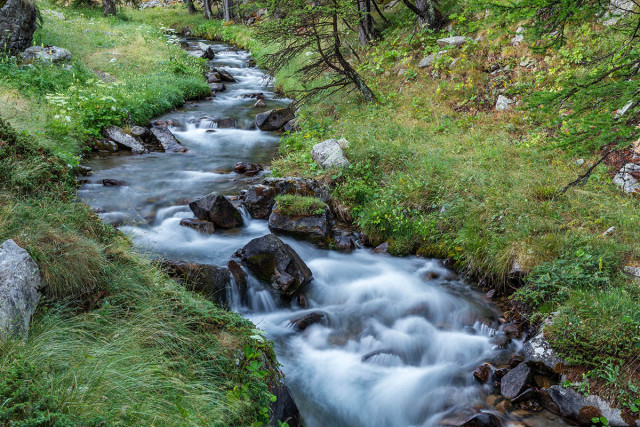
[75,38,620,426]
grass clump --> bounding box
[273,194,328,217]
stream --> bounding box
[78,39,571,427]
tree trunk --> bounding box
[358,0,375,45]
[223,0,234,21]
[203,0,211,19]
[186,0,196,14]
[415,0,442,28]
[103,0,116,16]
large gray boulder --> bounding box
[310,139,350,169]
[189,192,243,229]
[197,42,215,60]
[523,330,568,375]
[268,204,330,244]
[256,109,295,131]
[234,234,312,297]
[613,163,640,193]
[547,385,629,426]
[0,0,37,55]
[150,126,187,153]
[20,45,71,63]
[0,239,43,339]
[102,125,146,154]
[436,36,470,47]
[500,362,531,400]
[418,50,446,68]
[242,184,279,219]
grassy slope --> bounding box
[0,5,277,425]
[147,4,639,407]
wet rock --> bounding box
[162,261,230,307]
[20,45,71,63]
[103,179,126,186]
[150,126,187,153]
[210,83,227,93]
[0,239,43,339]
[102,125,146,154]
[269,381,301,427]
[227,260,248,304]
[503,323,521,339]
[496,95,514,111]
[256,108,295,131]
[333,229,358,253]
[290,312,325,330]
[436,36,470,47]
[179,218,216,234]
[207,72,222,83]
[189,192,243,229]
[473,364,492,383]
[1,0,37,54]
[130,125,150,140]
[523,331,567,375]
[242,92,266,99]
[283,119,299,132]
[419,50,446,68]
[547,385,628,426]
[310,139,350,169]
[500,363,531,400]
[491,332,510,348]
[77,165,92,176]
[511,387,539,404]
[94,139,118,152]
[234,234,313,297]
[262,177,332,203]
[459,412,502,427]
[197,42,216,60]
[254,99,267,108]
[374,242,389,254]
[268,205,330,244]
[242,184,278,219]
[495,400,512,413]
[613,163,640,193]
[194,116,237,129]
[217,69,235,82]
[234,162,264,176]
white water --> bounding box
[78,39,568,427]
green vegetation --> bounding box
[274,195,328,217]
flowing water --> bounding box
[78,39,570,427]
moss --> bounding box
[273,195,327,217]
[246,254,277,281]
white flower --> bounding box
[54,115,60,119]
[111,106,116,111]
[110,58,117,63]
[65,116,71,122]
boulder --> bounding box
[613,163,640,193]
[179,218,216,234]
[290,312,325,331]
[189,192,243,229]
[150,126,187,152]
[102,179,126,186]
[242,92,266,99]
[310,139,350,169]
[217,69,235,82]
[207,72,222,83]
[256,108,295,131]
[495,95,514,111]
[234,162,264,176]
[332,228,359,253]
[283,119,299,132]
[0,0,37,54]
[459,413,501,427]
[242,184,278,219]
[227,259,248,305]
[473,364,492,383]
[268,205,330,244]
[254,99,267,108]
[197,42,215,60]
[262,177,332,203]
[418,50,446,68]
[373,242,389,254]
[546,385,629,426]
[194,116,237,129]
[500,363,531,400]
[436,36,470,47]
[523,330,567,375]
[130,125,150,140]
[209,83,227,93]
[234,234,313,297]
[0,239,42,339]
[102,125,146,154]
[269,381,302,427]
[162,261,230,307]
[20,45,71,63]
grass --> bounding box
[273,195,327,217]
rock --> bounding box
[436,36,470,47]
[290,312,325,330]
[189,192,243,229]
[194,116,237,129]
[547,385,628,426]
[503,323,521,339]
[268,205,330,244]
[254,99,267,108]
[523,331,567,375]
[623,265,640,278]
[602,0,635,25]
[209,83,227,93]
[373,242,389,254]
[102,179,126,186]
[149,126,187,153]
[77,165,92,176]
[188,49,205,58]
[0,240,42,339]
[615,100,634,118]
[511,387,539,404]
[491,332,510,348]
[162,261,230,307]
[179,218,216,234]
[269,381,302,427]
[500,363,531,400]
[495,400,512,413]
[283,119,299,132]
[227,259,248,304]
[333,228,359,253]
[234,162,264,176]
[207,72,222,83]
[511,27,524,46]
[102,126,146,154]
[460,413,502,427]
[242,92,266,99]
[473,364,492,383]
[95,139,118,152]
[217,69,235,82]
[419,50,447,68]
[0,0,37,54]
[234,234,313,297]
[242,184,278,219]
[613,163,640,193]
[310,139,350,169]
[256,108,295,131]
[130,125,150,140]
[262,177,332,203]
[197,42,215,60]
[496,95,514,111]
[20,45,72,64]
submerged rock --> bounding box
[269,381,302,427]
[310,139,350,169]
[254,99,267,108]
[234,234,313,297]
[0,239,43,340]
[102,179,126,187]
[289,312,325,331]
[234,162,264,176]
[102,125,146,154]
[179,218,216,234]
[256,108,295,131]
[189,192,243,229]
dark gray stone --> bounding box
[102,125,146,154]
[268,206,330,244]
[500,363,531,400]
[217,69,235,82]
[459,413,501,427]
[162,261,230,308]
[179,218,216,234]
[269,381,301,427]
[189,192,243,229]
[289,312,325,331]
[256,108,295,131]
[242,184,278,219]
[0,0,37,54]
[197,42,215,59]
[547,385,628,426]
[149,126,187,153]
